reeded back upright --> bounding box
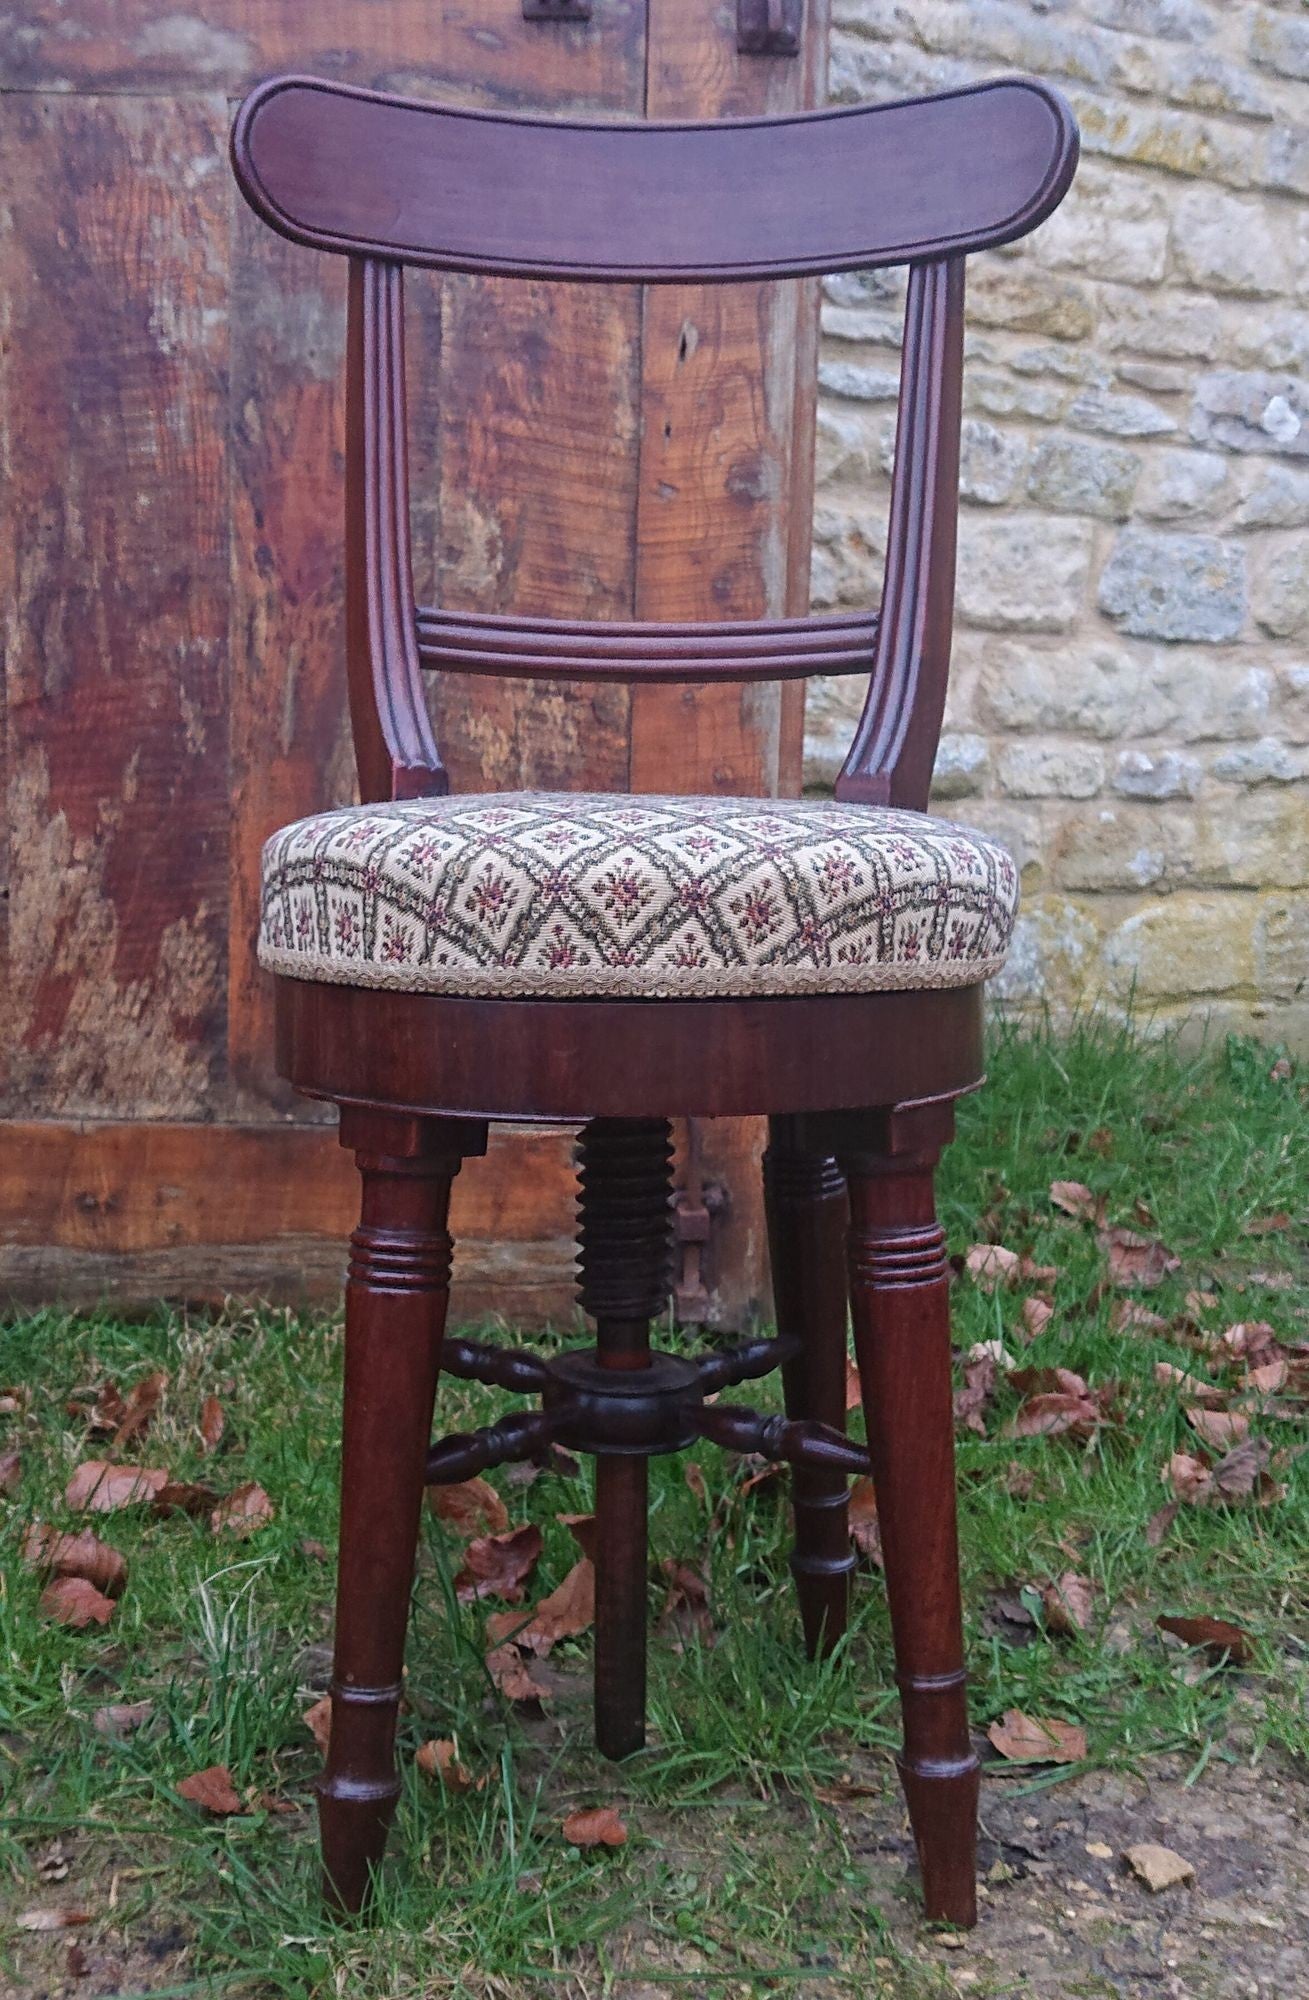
[230,74,1078,804]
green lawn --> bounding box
[1,1019,1306,1997]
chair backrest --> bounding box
[231,75,1078,808]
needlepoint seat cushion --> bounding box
[258,792,1018,1001]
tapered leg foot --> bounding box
[594,1454,648,1760]
[843,1104,979,1929]
[317,1109,474,1916]
[763,1119,853,1659]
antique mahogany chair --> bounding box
[231,73,1078,1926]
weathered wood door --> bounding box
[0,1,828,1324]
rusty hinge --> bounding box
[738,0,802,55]
[524,0,591,18]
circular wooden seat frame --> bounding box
[232,68,1079,1933]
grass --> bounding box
[0,1016,1306,1997]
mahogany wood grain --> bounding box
[842,1103,979,1927]
[232,75,1078,284]
[763,1125,853,1658]
[318,1108,478,1913]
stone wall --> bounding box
[808,0,1309,1047]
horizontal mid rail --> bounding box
[413,606,878,683]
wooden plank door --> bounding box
[0,0,828,1324]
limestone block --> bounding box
[1191,372,1309,457]
[1084,0,1216,41]
[1033,168,1170,285]
[1229,310,1309,375]
[1098,529,1246,642]
[978,641,1172,740]
[967,262,1096,342]
[1254,541,1309,638]
[957,516,1094,634]
[1190,793,1309,889]
[1104,896,1255,998]
[1172,187,1292,297]
[929,733,991,801]
[1026,435,1142,519]
[1136,450,1230,521]
[816,360,900,404]
[1250,8,1309,85]
[1051,804,1184,892]
[989,897,1100,1005]
[1210,739,1305,786]
[1235,465,1309,530]
[945,799,1044,881]
[997,743,1106,800]
[1278,666,1309,744]
[1112,749,1202,801]
[1067,390,1177,439]
[1101,289,1224,363]
[959,420,1029,507]
[966,370,1069,424]
[1265,126,1309,200]
[813,406,879,488]
[1254,901,1309,1000]
[1072,95,1259,193]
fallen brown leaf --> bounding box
[683,1462,708,1504]
[657,1558,715,1651]
[558,1512,597,1561]
[198,1395,225,1454]
[1220,1321,1280,1364]
[454,1523,543,1603]
[1050,1180,1104,1224]
[1009,1390,1101,1440]
[1241,1212,1292,1238]
[1213,1436,1282,1503]
[965,1244,1021,1291]
[23,1524,126,1597]
[1112,1300,1169,1334]
[1157,1613,1253,1666]
[177,1764,245,1815]
[416,1737,481,1790]
[39,1577,116,1629]
[300,1538,330,1561]
[65,1461,168,1513]
[111,1370,167,1448]
[429,1477,509,1539]
[1022,1297,1054,1341]
[848,1477,883,1565]
[16,1910,93,1932]
[303,1695,332,1755]
[1123,1843,1194,1893]
[484,1642,550,1703]
[1145,1501,1180,1545]
[0,1446,21,1496]
[91,1701,153,1737]
[1185,1406,1250,1450]
[210,1482,274,1538]
[987,1709,1087,1765]
[845,1354,862,1411]
[1166,1450,1215,1505]
[1154,1362,1225,1404]
[1247,1359,1289,1395]
[1099,1227,1180,1290]
[1269,1055,1293,1082]
[487,1558,595,1657]
[152,1480,221,1518]
[562,1805,627,1849]
[1042,1570,1095,1635]
[954,1353,997,1435]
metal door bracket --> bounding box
[738,0,802,55]
[524,0,591,18]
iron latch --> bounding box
[738,0,802,55]
[672,1178,727,1326]
[524,0,591,18]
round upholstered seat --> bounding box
[258,792,1018,1000]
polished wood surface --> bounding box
[233,74,1077,282]
[228,52,1080,1930]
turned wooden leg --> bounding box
[317,1107,479,1915]
[577,1117,673,1761]
[842,1105,979,1929]
[763,1118,853,1659]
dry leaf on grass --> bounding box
[0,1446,21,1496]
[429,1477,509,1538]
[657,1559,715,1651]
[1241,1212,1292,1238]
[1098,1227,1180,1289]
[1221,1321,1281,1365]
[1165,1437,1283,1508]
[455,1523,543,1603]
[486,1558,595,1656]
[845,1355,862,1411]
[23,1524,127,1597]
[1123,1843,1194,1893]
[39,1577,115,1629]
[91,1701,153,1738]
[1154,1363,1225,1404]
[177,1765,246,1815]
[111,1370,167,1447]
[987,1709,1087,1765]
[1185,1406,1250,1449]
[16,1910,93,1932]
[1050,1180,1104,1224]
[416,1738,482,1790]
[1156,1613,1253,1666]
[1112,1300,1169,1334]
[558,1512,597,1561]
[1042,1570,1095,1635]
[954,1354,997,1435]
[1022,1297,1054,1341]
[562,1805,627,1849]
[152,1481,220,1518]
[848,1478,882,1565]
[484,1642,551,1704]
[303,1696,332,1755]
[965,1244,1020,1291]
[198,1395,225,1454]
[1145,1501,1180,1546]
[211,1483,274,1538]
[65,1461,168,1513]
